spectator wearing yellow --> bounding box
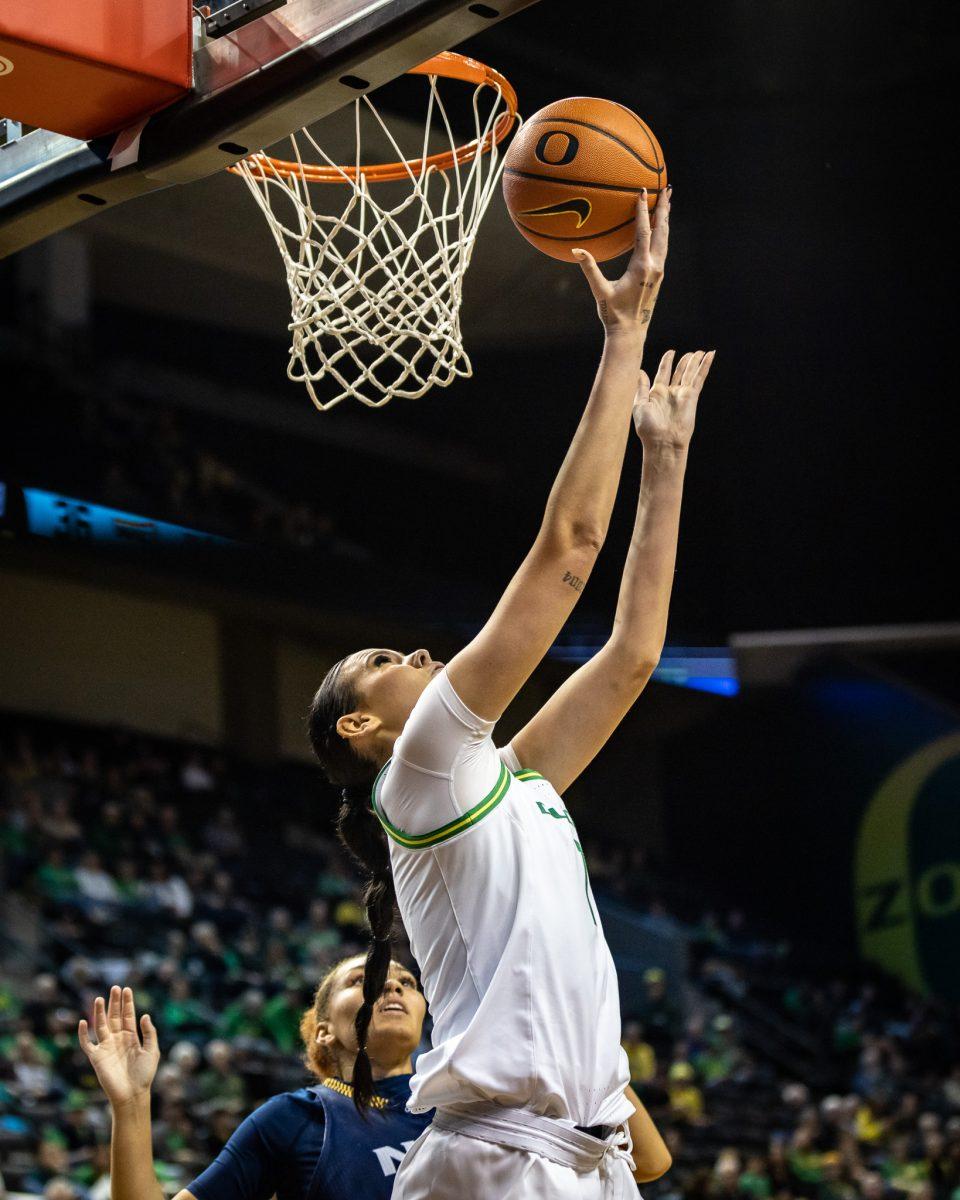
[668,1061,704,1123]
[621,1020,656,1086]
[856,1095,889,1144]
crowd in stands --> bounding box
[2,712,960,1199]
[0,714,375,1196]
[616,959,960,1200]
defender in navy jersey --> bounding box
[78,956,431,1200]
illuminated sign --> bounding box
[20,487,230,546]
[550,638,739,696]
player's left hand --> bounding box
[633,349,715,449]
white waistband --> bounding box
[433,1105,635,1186]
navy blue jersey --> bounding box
[188,1074,431,1200]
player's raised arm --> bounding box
[509,347,714,793]
[446,187,671,722]
[77,986,179,1200]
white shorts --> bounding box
[393,1126,637,1200]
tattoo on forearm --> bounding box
[562,570,586,593]
[640,309,652,324]
[598,300,609,324]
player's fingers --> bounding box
[650,184,671,258]
[571,249,608,301]
[140,1013,158,1053]
[671,353,693,386]
[93,995,108,1040]
[121,986,137,1035]
[682,351,705,386]
[694,349,716,387]
[655,349,675,388]
[78,1018,94,1057]
[631,191,651,262]
[107,985,122,1032]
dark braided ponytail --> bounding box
[335,789,397,1113]
[308,656,398,1114]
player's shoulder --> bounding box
[257,1085,325,1111]
[398,668,495,750]
[245,1087,327,1144]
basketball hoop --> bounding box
[230,52,518,410]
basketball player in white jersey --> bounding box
[309,185,714,1198]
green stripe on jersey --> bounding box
[371,760,511,849]
[514,768,545,782]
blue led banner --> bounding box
[550,638,739,696]
[20,487,230,546]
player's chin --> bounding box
[368,1012,418,1047]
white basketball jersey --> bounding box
[372,670,632,1128]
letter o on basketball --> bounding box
[535,131,579,166]
[0,56,14,76]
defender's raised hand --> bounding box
[573,186,671,335]
[78,985,160,1108]
[633,349,715,449]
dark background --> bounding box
[457,0,958,639]
[4,0,957,643]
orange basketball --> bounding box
[502,97,666,263]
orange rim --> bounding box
[229,51,518,185]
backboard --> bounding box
[0,0,539,259]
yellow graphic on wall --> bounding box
[854,732,960,997]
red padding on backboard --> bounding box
[0,2,192,141]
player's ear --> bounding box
[335,711,380,742]
[315,1019,336,1048]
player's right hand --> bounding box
[572,185,670,335]
[78,985,160,1107]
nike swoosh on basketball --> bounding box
[518,199,592,228]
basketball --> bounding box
[501,96,667,263]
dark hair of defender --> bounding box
[307,657,396,1114]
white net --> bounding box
[234,66,514,410]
